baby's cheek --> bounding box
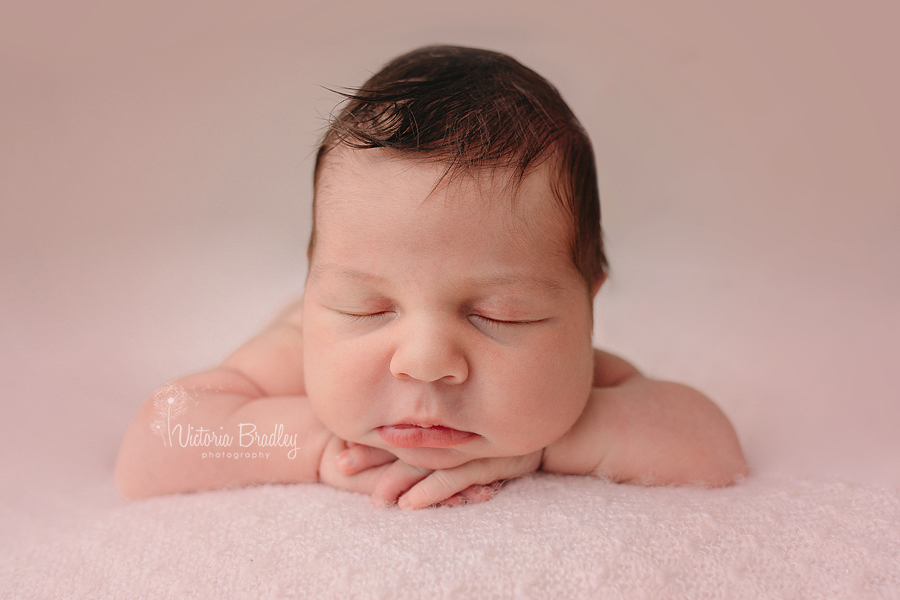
[306,336,386,437]
[302,329,349,423]
[498,355,591,449]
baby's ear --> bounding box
[591,273,607,297]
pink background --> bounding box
[1,0,898,523]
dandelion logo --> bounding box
[151,383,191,446]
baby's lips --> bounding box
[378,424,478,448]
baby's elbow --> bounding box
[113,460,139,500]
[114,435,163,500]
[693,444,749,488]
[692,412,749,488]
[672,385,749,488]
[114,449,149,500]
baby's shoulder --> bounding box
[269,297,305,330]
[592,349,640,388]
[219,297,306,397]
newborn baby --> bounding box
[115,45,747,509]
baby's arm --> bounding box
[541,350,749,486]
[115,302,336,499]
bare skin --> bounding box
[115,300,749,508]
[115,150,747,508]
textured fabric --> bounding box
[2,473,898,599]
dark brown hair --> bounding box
[311,45,607,289]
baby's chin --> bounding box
[388,447,475,471]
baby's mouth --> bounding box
[377,424,478,448]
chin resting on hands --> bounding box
[319,437,542,510]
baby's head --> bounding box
[302,46,607,469]
[310,45,607,293]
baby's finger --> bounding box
[398,452,540,510]
[371,460,433,507]
[318,436,395,495]
[398,466,483,510]
[336,444,397,475]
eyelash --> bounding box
[337,311,538,328]
[339,311,391,322]
[470,315,535,328]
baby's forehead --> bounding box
[317,146,563,218]
[311,147,583,292]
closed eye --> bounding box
[338,311,393,322]
[469,314,542,328]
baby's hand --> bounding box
[339,444,542,510]
[318,436,399,496]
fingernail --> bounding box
[337,450,353,469]
[397,497,413,511]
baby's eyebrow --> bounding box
[308,264,388,284]
[310,263,565,295]
[468,273,565,295]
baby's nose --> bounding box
[389,318,468,384]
